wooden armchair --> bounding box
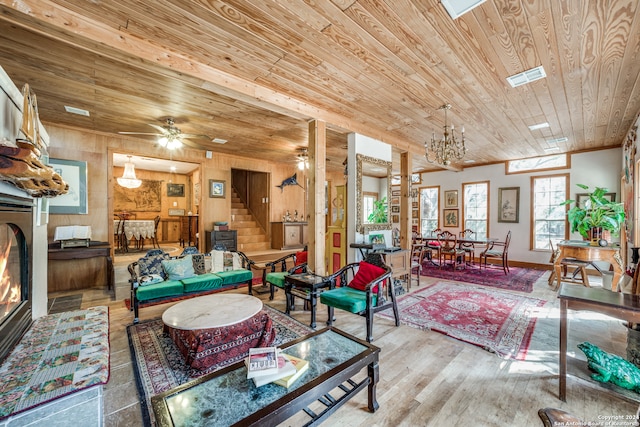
[320,259,399,342]
[262,250,308,300]
[459,228,476,265]
[438,230,466,270]
[479,230,512,274]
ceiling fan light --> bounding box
[167,139,183,150]
[117,158,142,189]
[158,136,168,147]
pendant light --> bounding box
[117,155,142,189]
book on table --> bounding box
[273,354,309,388]
[246,347,279,378]
[250,354,297,387]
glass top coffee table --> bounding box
[151,327,380,426]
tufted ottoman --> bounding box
[162,294,276,371]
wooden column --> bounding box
[308,120,326,275]
[400,152,412,249]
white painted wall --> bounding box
[419,148,622,265]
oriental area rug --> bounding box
[420,263,544,293]
[0,306,110,420]
[377,282,546,360]
[128,304,313,427]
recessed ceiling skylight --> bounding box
[528,122,550,131]
[506,66,547,88]
[546,137,568,144]
[441,0,487,19]
[64,105,90,116]
[211,138,227,144]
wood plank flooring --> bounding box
[55,269,639,426]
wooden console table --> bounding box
[48,241,113,291]
[553,240,623,291]
[558,283,640,401]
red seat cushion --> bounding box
[295,251,308,265]
[348,261,386,293]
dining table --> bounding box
[113,219,155,252]
[420,234,498,266]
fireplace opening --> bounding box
[0,194,33,362]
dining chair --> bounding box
[151,215,161,248]
[410,243,427,287]
[425,228,442,265]
[437,230,466,270]
[479,230,512,274]
[458,229,476,265]
[548,239,590,289]
[114,213,129,253]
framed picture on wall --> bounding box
[576,192,616,209]
[48,158,88,214]
[209,179,226,198]
[167,183,185,197]
[444,190,458,208]
[443,209,459,227]
[498,187,520,223]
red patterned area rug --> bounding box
[420,263,544,293]
[0,307,110,420]
[128,304,313,427]
[378,282,546,360]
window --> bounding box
[420,187,439,235]
[532,174,568,250]
[462,182,488,239]
[506,153,569,174]
[362,192,377,223]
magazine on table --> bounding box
[246,347,279,378]
[273,354,309,388]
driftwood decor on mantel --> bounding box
[0,144,68,198]
[0,80,67,198]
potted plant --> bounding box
[561,184,625,244]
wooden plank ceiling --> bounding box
[0,0,638,174]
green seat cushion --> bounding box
[213,269,253,285]
[265,271,288,288]
[181,273,223,292]
[136,280,184,301]
[320,287,377,314]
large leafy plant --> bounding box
[561,184,625,239]
[367,197,388,223]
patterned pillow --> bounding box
[139,274,164,286]
[192,254,207,275]
[211,250,241,273]
[138,252,170,279]
[162,255,196,280]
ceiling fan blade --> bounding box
[148,123,168,133]
[118,132,163,136]
[180,133,211,140]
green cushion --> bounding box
[136,280,184,301]
[213,269,253,285]
[181,273,223,292]
[265,271,288,288]
[320,287,377,314]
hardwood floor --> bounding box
[56,268,639,426]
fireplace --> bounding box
[0,193,33,362]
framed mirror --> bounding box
[356,153,392,233]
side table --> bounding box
[285,273,333,328]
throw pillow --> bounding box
[139,274,164,286]
[295,251,308,266]
[138,252,170,279]
[162,255,196,280]
[348,261,386,293]
[211,250,241,272]
[192,254,207,274]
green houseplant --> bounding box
[367,197,388,223]
[561,184,625,242]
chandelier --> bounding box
[117,156,142,189]
[425,104,466,166]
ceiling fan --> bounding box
[118,118,213,150]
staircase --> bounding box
[230,190,271,253]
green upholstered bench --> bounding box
[128,248,256,323]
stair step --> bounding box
[239,242,272,252]
[236,227,263,236]
[238,235,270,244]
[232,214,253,221]
[231,203,247,210]
[233,221,258,228]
